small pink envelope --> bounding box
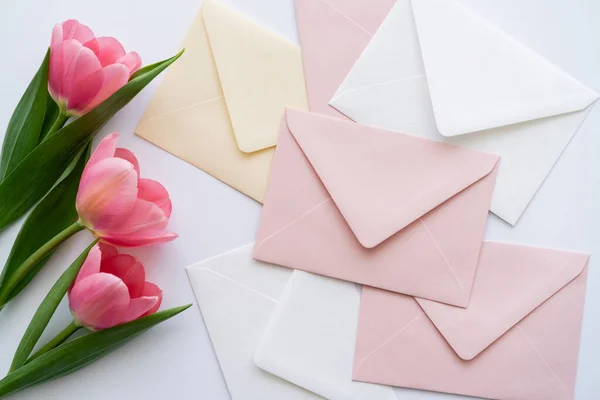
[295,0,395,117]
[354,241,589,400]
[254,109,499,307]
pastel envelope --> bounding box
[295,0,395,118]
[354,242,590,400]
[135,0,308,203]
[254,109,499,307]
[331,0,599,224]
[254,271,398,400]
[186,244,322,400]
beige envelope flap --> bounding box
[134,4,275,203]
[135,5,224,139]
[203,0,308,153]
[416,242,589,360]
[285,108,498,249]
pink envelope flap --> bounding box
[285,108,499,248]
[416,241,590,360]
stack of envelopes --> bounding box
[137,0,596,399]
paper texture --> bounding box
[186,244,322,400]
[331,0,598,224]
[254,109,498,307]
[354,242,589,400]
[254,271,397,400]
[136,0,308,202]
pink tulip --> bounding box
[76,132,177,247]
[69,243,162,330]
[49,19,142,116]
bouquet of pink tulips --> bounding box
[0,20,189,397]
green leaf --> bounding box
[38,95,60,143]
[0,49,50,181]
[0,305,191,398]
[0,142,91,305]
[9,240,98,371]
[0,49,184,232]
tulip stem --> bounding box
[45,112,69,138]
[26,320,82,363]
[0,220,85,307]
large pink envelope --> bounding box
[253,109,499,307]
[296,0,395,117]
[354,241,589,400]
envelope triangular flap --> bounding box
[202,0,308,153]
[411,0,598,137]
[285,109,498,248]
[416,242,589,360]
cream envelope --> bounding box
[254,271,398,400]
[254,109,499,307]
[186,244,322,400]
[135,0,308,203]
[295,0,394,118]
[330,0,599,224]
[354,242,589,400]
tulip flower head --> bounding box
[69,244,162,330]
[76,132,177,247]
[49,19,142,116]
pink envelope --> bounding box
[295,0,395,118]
[354,241,589,400]
[254,109,499,306]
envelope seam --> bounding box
[332,75,426,101]
[419,219,464,293]
[256,198,332,252]
[517,325,568,394]
[139,96,224,124]
[200,268,279,303]
[355,314,422,373]
[318,0,372,37]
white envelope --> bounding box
[254,271,398,400]
[186,245,322,400]
[330,0,598,225]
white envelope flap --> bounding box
[416,242,589,360]
[254,271,398,400]
[186,245,320,400]
[411,0,598,137]
[285,108,498,248]
[203,0,308,153]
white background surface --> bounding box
[0,0,598,399]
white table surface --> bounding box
[0,0,598,399]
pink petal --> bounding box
[102,231,178,248]
[121,296,160,324]
[141,282,162,316]
[49,39,83,100]
[82,38,100,55]
[100,254,146,298]
[93,36,126,67]
[99,242,119,259]
[50,39,103,114]
[51,24,64,49]
[77,158,138,231]
[72,244,102,288]
[114,148,140,177]
[85,132,118,170]
[82,63,130,113]
[99,199,177,247]
[69,272,130,330]
[138,179,172,218]
[60,19,95,44]
[116,51,142,75]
